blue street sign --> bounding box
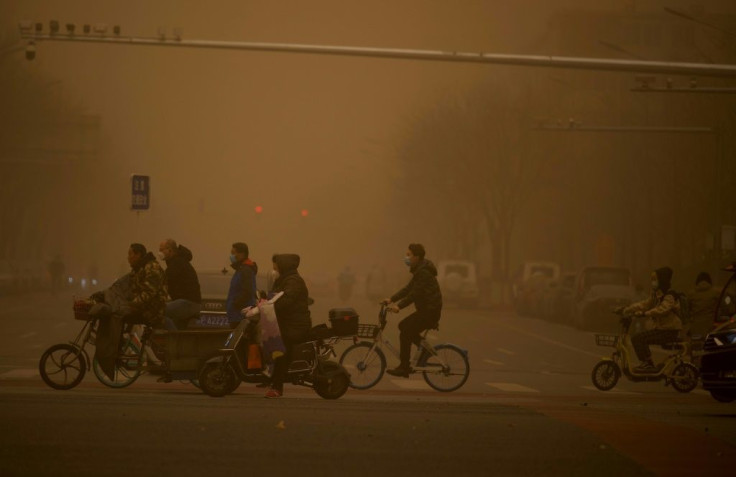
[131,175,150,210]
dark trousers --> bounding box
[270,332,308,392]
[632,329,680,362]
[398,311,440,368]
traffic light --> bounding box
[254,205,263,214]
[300,209,309,217]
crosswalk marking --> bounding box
[484,359,504,365]
[580,385,640,395]
[486,382,539,393]
[391,379,431,390]
[0,369,39,378]
[497,348,515,355]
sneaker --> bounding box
[156,373,173,383]
[386,366,412,378]
[634,363,657,373]
[264,388,283,398]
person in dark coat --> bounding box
[383,243,442,377]
[159,239,201,330]
[266,253,312,398]
[226,242,259,326]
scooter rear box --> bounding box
[328,308,359,336]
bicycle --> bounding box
[39,298,197,390]
[338,304,470,392]
[591,311,699,393]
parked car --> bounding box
[437,260,479,308]
[700,263,736,403]
[570,266,636,331]
[539,272,577,323]
[513,261,560,316]
[193,268,269,328]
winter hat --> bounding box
[655,266,673,292]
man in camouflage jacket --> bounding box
[128,243,167,328]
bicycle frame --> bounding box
[603,315,691,381]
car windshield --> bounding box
[198,272,231,299]
[584,269,630,287]
[445,264,469,278]
[716,274,736,323]
[530,266,555,278]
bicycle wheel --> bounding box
[339,342,386,390]
[199,360,239,397]
[92,337,143,388]
[39,344,87,390]
[591,360,620,391]
[421,344,470,392]
[670,362,699,393]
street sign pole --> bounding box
[131,174,150,241]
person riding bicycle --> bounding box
[621,266,683,373]
[382,243,442,378]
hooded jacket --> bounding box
[129,252,167,328]
[624,267,682,331]
[391,259,443,315]
[687,280,720,336]
[271,254,312,344]
[226,258,258,322]
[164,245,201,303]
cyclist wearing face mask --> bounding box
[382,243,443,377]
[226,242,259,327]
[622,266,683,373]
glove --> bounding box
[387,303,400,313]
[380,298,392,305]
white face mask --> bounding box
[158,252,166,260]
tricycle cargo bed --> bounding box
[156,330,231,371]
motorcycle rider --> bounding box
[159,239,202,330]
[226,242,259,328]
[383,243,442,378]
[266,253,312,398]
[622,266,683,373]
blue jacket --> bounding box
[226,259,258,322]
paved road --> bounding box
[1,292,734,476]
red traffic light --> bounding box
[254,205,263,214]
[301,209,309,217]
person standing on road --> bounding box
[226,242,258,327]
[623,266,683,373]
[159,239,202,330]
[266,253,312,398]
[687,271,720,337]
[382,243,442,377]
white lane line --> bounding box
[497,348,515,355]
[580,385,640,395]
[486,382,540,393]
[483,359,504,366]
[19,332,37,339]
[0,369,38,378]
[390,379,431,390]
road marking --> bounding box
[580,385,640,395]
[390,379,431,390]
[19,332,37,339]
[0,369,38,378]
[53,322,68,328]
[497,348,515,355]
[494,322,601,358]
[483,359,504,366]
[486,382,539,393]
